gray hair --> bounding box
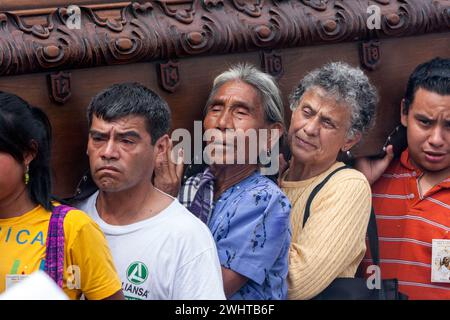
[205,63,285,128]
[289,62,378,138]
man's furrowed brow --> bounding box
[414,113,434,121]
[89,129,108,137]
[116,131,142,139]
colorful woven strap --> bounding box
[44,205,71,288]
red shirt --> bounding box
[363,149,450,299]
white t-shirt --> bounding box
[76,191,225,300]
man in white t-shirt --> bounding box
[71,82,225,300]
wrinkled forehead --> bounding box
[298,87,350,115]
[212,81,262,106]
[409,88,450,117]
[91,114,150,134]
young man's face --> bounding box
[401,88,450,173]
[87,115,156,192]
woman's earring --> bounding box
[24,166,30,185]
[346,150,352,159]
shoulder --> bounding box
[244,172,281,190]
[308,167,372,221]
[240,173,291,206]
[71,192,97,217]
[371,158,406,192]
[217,174,291,226]
[163,200,216,244]
[58,205,103,239]
[326,166,371,191]
[316,167,372,205]
[332,166,370,182]
[381,157,404,176]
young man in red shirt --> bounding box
[357,57,450,299]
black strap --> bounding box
[303,166,380,266]
[367,207,380,266]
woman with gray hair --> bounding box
[279,62,378,299]
[155,63,291,300]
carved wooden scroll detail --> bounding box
[48,71,72,104]
[0,0,448,76]
[359,40,381,71]
[157,60,180,93]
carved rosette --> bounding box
[0,0,448,76]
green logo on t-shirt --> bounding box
[126,261,148,285]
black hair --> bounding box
[403,57,450,114]
[87,82,171,145]
[0,92,53,211]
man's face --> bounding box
[87,115,155,192]
[203,80,270,165]
[401,88,450,173]
[288,87,357,168]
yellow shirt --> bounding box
[280,162,372,300]
[0,204,121,300]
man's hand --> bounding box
[354,145,394,185]
[154,140,184,197]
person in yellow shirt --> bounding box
[279,62,377,299]
[0,91,123,300]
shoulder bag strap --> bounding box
[302,166,381,266]
[45,204,72,288]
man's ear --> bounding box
[342,131,362,152]
[400,99,408,127]
[154,134,170,158]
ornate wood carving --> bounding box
[261,50,283,78]
[157,59,180,93]
[0,0,448,76]
[359,40,381,71]
[48,71,72,103]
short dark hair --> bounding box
[87,83,171,144]
[0,92,53,211]
[403,57,450,114]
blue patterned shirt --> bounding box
[208,171,291,300]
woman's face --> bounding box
[203,80,279,166]
[288,87,359,168]
[0,152,26,203]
